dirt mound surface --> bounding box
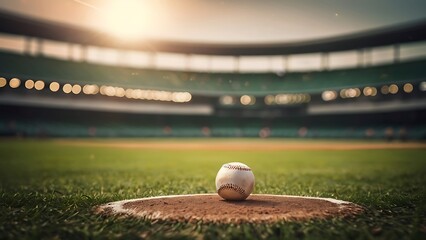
[96,194,364,224]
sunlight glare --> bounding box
[101,0,153,40]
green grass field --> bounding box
[0,139,425,239]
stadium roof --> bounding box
[0,10,425,56]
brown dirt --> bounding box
[96,194,364,224]
[57,139,426,151]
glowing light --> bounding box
[363,87,377,96]
[83,85,99,95]
[157,91,172,101]
[25,80,35,89]
[347,88,360,98]
[131,89,142,99]
[340,89,347,98]
[172,92,192,103]
[115,87,125,97]
[403,83,413,93]
[220,96,234,105]
[240,95,255,105]
[304,94,311,103]
[72,84,82,94]
[104,86,116,96]
[275,94,290,104]
[34,80,45,90]
[9,78,20,88]
[420,82,426,91]
[340,88,361,98]
[99,86,106,95]
[264,95,275,105]
[389,84,398,94]
[125,88,133,98]
[101,0,155,40]
[273,93,310,104]
[0,77,6,87]
[63,84,72,94]
[50,82,60,92]
[381,85,389,94]
[321,90,337,101]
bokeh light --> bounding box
[240,95,255,105]
[0,77,6,87]
[389,84,398,94]
[322,90,337,101]
[9,78,21,88]
[34,80,45,90]
[25,79,35,89]
[50,82,60,92]
[403,83,413,93]
[72,84,82,94]
[63,83,72,94]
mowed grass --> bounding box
[0,139,425,239]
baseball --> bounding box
[215,162,255,201]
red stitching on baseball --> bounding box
[223,164,251,171]
[218,183,246,196]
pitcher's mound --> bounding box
[96,194,363,224]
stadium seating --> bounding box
[1,105,424,139]
[1,51,425,95]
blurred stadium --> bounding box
[0,10,425,140]
[1,2,426,239]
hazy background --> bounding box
[0,0,425,43]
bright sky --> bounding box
[0,0,425,43]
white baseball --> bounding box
[215,162,255,201]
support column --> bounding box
[24,37,31,55]
[321,53,329,70]
[148,52,156,69]
[36,39,43,56]
[357,49,364,67]
[81,45,88,62]
[283,56,289,72]
[67,44,73,60]
[394,45,400,63]
[185,54,191,72]
[234,56,240,73]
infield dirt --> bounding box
[96,194,364,224]
[56,139,426,151]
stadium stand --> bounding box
[0,11,425,140]
[0,51,425,95]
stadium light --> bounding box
[83,84,99,95]
[220,96,235,105]
[49,82,60,92]
[9,78,21,88]
[34,80,45,91]
[115,87,125,97]
[264,95,275,105]
[0,77,6,88]
[381,85,389,94]
[172,92,192,103]
[363,87,377,96]
[403,83,413,93]
[63,83,72,94]
[304,94,311,103]
[131,89,142,99]
[72,85,82,94]
[125,89,133,98]
[240,95,255,105]
[389,84,398,94]
[346,88,360,98]
[322,90,337,101]
[420,82,426,91]
[104,86,116,96]
[25,79,35,90]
